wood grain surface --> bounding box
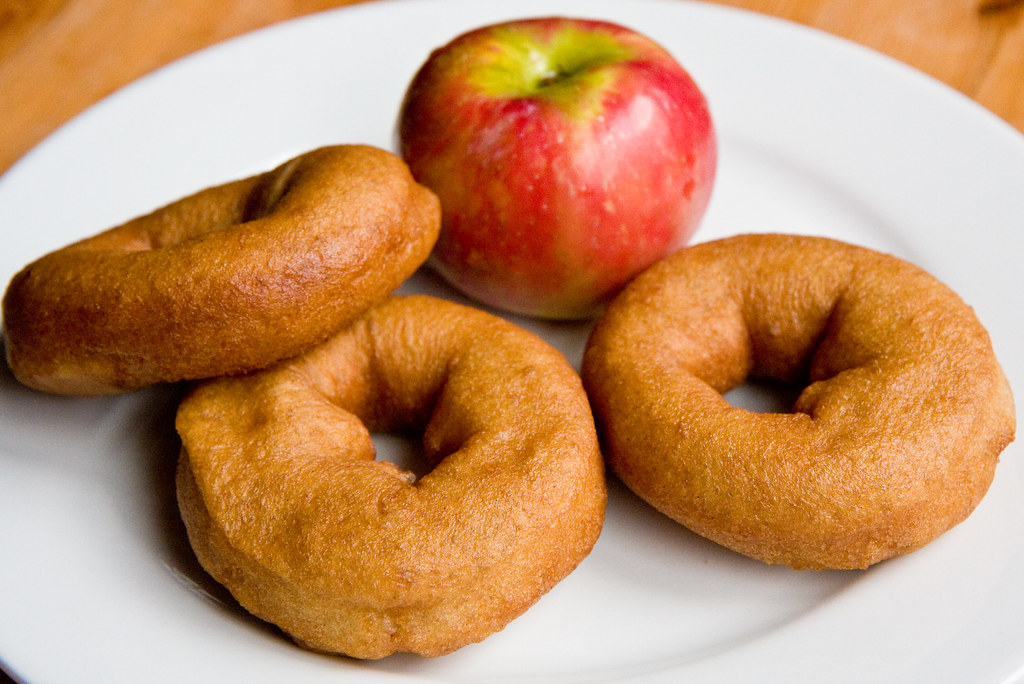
[1,0,1022,176]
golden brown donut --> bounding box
[2,145,439,395]
[582,233,1015,570]
[176,294,607,658]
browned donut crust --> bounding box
[176,294,606,658]
[2,145,440,395]
[582,233,1015,570]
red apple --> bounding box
[397,16,716,319]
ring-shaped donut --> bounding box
[2,145,439,395]
[582,233,1015,570]
[176,294,607,658]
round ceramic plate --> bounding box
[1,1,1022,682]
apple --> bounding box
[397,16,716,319]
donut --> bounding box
[175,294,607,658]
[1,144,440,395]
[582,233,1015,570]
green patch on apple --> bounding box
[469,24,635,117]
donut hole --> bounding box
[723,377,806,414]
[370,430,433,482]
[331,375,461,486]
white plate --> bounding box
[2,1,1023,682]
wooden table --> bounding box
[1,0,1022,177]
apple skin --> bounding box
[398,17,717,319]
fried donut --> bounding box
[2,145,439,395]
[176,294,607,658]
[582,233,1015,570]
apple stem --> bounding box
[538,69,561,88]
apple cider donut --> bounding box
[582,233,1015,570]
[2,145,440,395]
[176,295,606,658]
